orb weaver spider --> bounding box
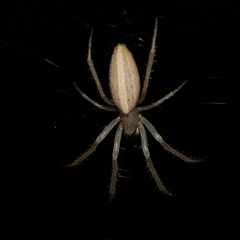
[67,18,205,200]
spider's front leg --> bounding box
[141,115,206,163]
[138,122,172,195]
[66,117,120,168]
[109,123,123,200]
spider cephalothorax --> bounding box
[120,109,140,135]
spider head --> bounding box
[123,121,137,135]
[120,109,140,136]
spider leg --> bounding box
[139,81,187,112]
[87,30,115,106]
[66,117,120,168]
[138,18,158,104]
[138,122,172,195]
[141,115,206,163]
[109,123,123,200]
[73,82,117,111]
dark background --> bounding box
[1,1,240,239]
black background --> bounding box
[1,1,240,239]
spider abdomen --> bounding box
[110,44,140,114]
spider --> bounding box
[67,18,205,200]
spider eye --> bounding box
[124,122,136,135]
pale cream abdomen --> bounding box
[109,44,140,114]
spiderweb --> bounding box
[1,1,240,239]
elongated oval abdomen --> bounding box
[109,44,140,114]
